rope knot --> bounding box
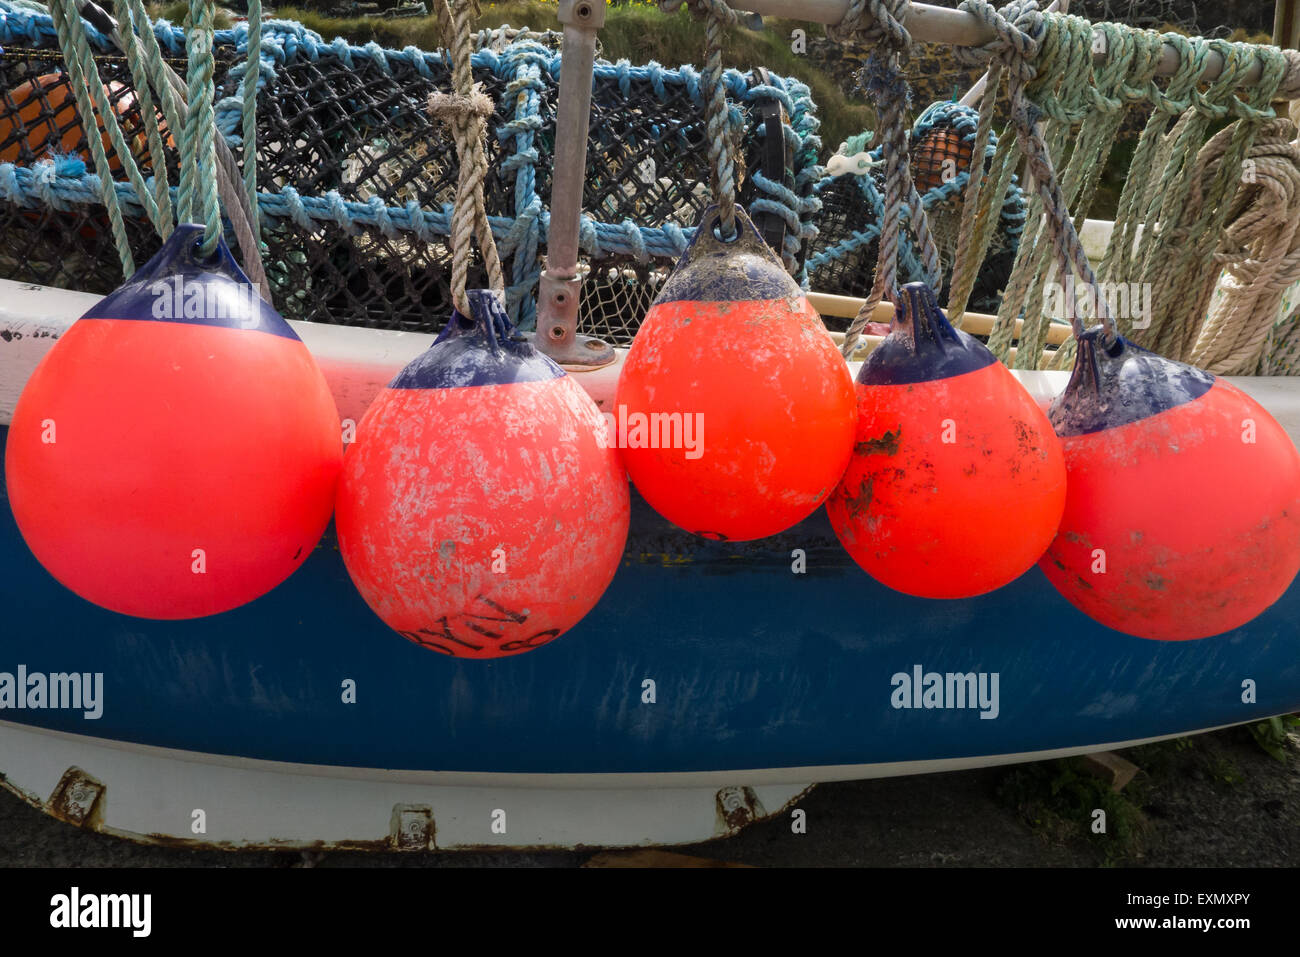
[828,0,911,54]
[428,86,495,124]
[955,0,1044,79]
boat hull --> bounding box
[2,280,1299,848]
[2,426,1298,777]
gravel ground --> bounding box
[1,724,1296,867]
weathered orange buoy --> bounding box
[827,282,1067,598]
[1040,329,1300,640]
[615,205,857,541]
[5,224,342,619]
[0,72,166,171]
[335,289,629,658]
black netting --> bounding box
[0,35,819,346]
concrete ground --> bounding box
[1,724,1296,867]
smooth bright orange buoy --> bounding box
[4,224,342,619]
[1040,329,1300,640]
[827,282,1067,599]
[0,73,166,171]
[615,205,857,541]
[335,289,630,659]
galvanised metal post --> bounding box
[533,0,615,368]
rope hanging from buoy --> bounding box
[657,0,746,241]
[240,0,263,244]
[177,0,220,254]
[953,0,1121,354]
[835,0,942,358]
[49,0,157,273]
[45,0,270,293]
[428,0,503,317]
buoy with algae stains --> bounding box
[1039,327,1300,640]
[827,282,1067,599]
[335,289,630,659]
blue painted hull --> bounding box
[1,422,1297,775]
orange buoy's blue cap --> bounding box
[653,204,803,305]
[388,289,562,389]
[858,281,996,385]
[91,223,296,339]
[1048,326,1214,436]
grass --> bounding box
[997,756,1154,865]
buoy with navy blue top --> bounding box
[615,205,857,541]
[335,289,630,659]
[827,282,1067,599]
[4,224,342,619]
[1040,329,1300,641]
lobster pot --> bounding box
[808,101,1027,320]
[0,9,822,345]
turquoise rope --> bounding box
[178,0,219,253]
[241,0,261,243]
[111,0,174,237]
[47,0,136,273]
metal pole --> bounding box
[533,0,615,368]
[741,0,1298,96]
[1276,0,1300,50]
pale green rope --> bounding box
[122,0,186,137]
[178,0,220,254]
[110,0,173,238]
[997,14,1099,368]
[946,59,1011,329]
[1154,45,1287,360]
[241,0,262,243]
[1002,20,1162,369]
[48,0,139,273]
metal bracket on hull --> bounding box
[390,804,437,851]
[48,766,106,830]
[715,785,768,836]
[531,0,616,369]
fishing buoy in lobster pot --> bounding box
[4,224,342,619]
[1039,329,1300,640]
[827,282,1067,599]
[615,205,857,540]
[0,73,167,171]
[335,290,630,659]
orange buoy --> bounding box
[4,224,342,619]
[911,127,973,193]
[335,289,629,659]
[0,72,166,172]
[615,205,857,541]
[827,282,1067,598]
[1040,329,1300,640]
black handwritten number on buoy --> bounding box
[499,629,562,653]
[398,597,541,656]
